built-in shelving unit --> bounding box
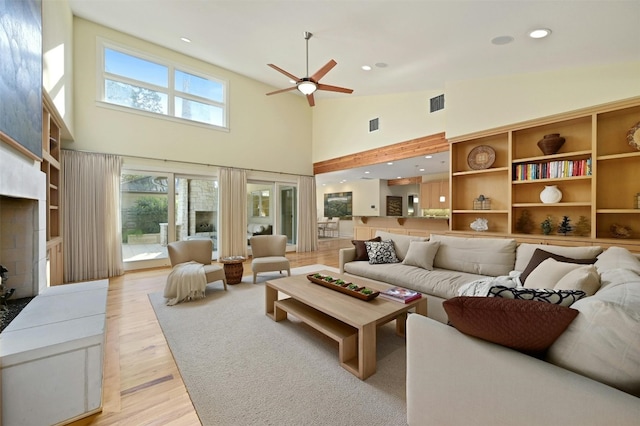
[42,92,64,285]
[449,97,640,249]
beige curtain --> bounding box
[219,167,248,259]
[296,175,318,252]
[62,150,124,282]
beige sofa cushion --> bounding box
[595,246,640,275]
[524,258,586,289]
[515,243,603,272]
[546,267,640,397]
[374,231,427,261]
[402,241,440,270]
[430,234,516,277]
[554,265,601,296]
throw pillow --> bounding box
[515,243,602,272]
[524,258,586,289]
[351,236,382,261]
[594,246,640,275]
[402,241,440,270]
[443,296,578,355]
[553,265,601,296]
[365,240,400,265]
[489,285,587,307]
[520,248,597,285]
[429,234,516,276]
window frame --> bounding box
[97,38,229,130]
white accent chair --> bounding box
[250,235,291,283]
[167,239,227,290]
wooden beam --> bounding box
[313,132,448,175]
[387,176,422,186]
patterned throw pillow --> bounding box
[443,296,579,355]
[489,285,586,307]
[364,240,400,265]
[351,236,382,261]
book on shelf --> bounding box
[513,158,591,181]
[379,286,422,303]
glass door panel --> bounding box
[279,185,297,245]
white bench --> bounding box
[0,280,108,425]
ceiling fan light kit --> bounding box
[266,31,353,106]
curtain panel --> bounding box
[62,150,124,282]
[219,167,248,259]
[296,175,318,252]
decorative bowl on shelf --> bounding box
[537,133,565,155]
[610,224,632,239]
[467,145,496,170]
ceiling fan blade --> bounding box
[307,93,315,107]
[310,59,337,82]
[316,83,354,94]
[266,86,298,96]
[267,64,300,82]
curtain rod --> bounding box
[62,148,315,178]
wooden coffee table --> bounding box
[265,270,427,380]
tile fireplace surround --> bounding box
[0,143,47,298]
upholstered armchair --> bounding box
[249,235,291,284]
[167,239,227,290]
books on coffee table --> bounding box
[379,286,422,303]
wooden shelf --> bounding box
[449,96,640,249]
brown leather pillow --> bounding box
[520,248,597,285]
[443,296,578,355]
[351,236,381,261]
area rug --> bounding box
[149,264,408,426]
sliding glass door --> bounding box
[175,176,218,251]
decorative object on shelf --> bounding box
[541,216,554,235]
[540,185,562,204]
[470,218,489,232]
[537,133,566,155]
[627,121,640,151]
[515,210,535,234]
[610,224,632,239]
[557,215,573,236]
[467,145,496,170]
[573,216,591,237]
[636,193,640,209]
[473,194,491,210]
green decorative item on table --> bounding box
[541,216,554,235]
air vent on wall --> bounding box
[430,94,444,113]
[369,117,379,132]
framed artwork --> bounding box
[386,196,402,216]
[323,192,352,218]
[0,0,43,160]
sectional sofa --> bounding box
[339,231,640,424]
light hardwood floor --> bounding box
[71,238,351,425]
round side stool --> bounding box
[218,256,246,284]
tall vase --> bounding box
[540,185,562,204]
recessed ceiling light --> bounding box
[180,37,191,43]
[387,162,393,165]
[419,168,425,172]
[375,63,388,68]
[491,35,514,45]
[397,176,402,179]
[364,171,370,174]
[529,28,551,39]
[425,155,433,159]
[361,65,372,71]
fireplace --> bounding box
[0,143,47,299]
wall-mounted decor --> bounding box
[324,192,352,218]
[386,196,402,216]
[0,0,42,160]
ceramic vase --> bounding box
[540,185,562,204]
[537,133,566,155]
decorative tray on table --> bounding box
[307,273,380,301]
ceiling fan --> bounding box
[266,31,353,107]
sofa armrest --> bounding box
[406,314,640,426]
[339,247,356,273]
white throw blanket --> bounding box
[164,261,207,305]
[457,270,522,297]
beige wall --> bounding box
[445,61,640,138]
[311,90,447,162]
[42,0,74,137]
[70,17,313,177]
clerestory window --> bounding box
[99,40,228,129]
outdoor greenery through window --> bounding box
[101,42,227,128]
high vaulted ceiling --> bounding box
[67,1,640,185]
[68,0,640,100]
